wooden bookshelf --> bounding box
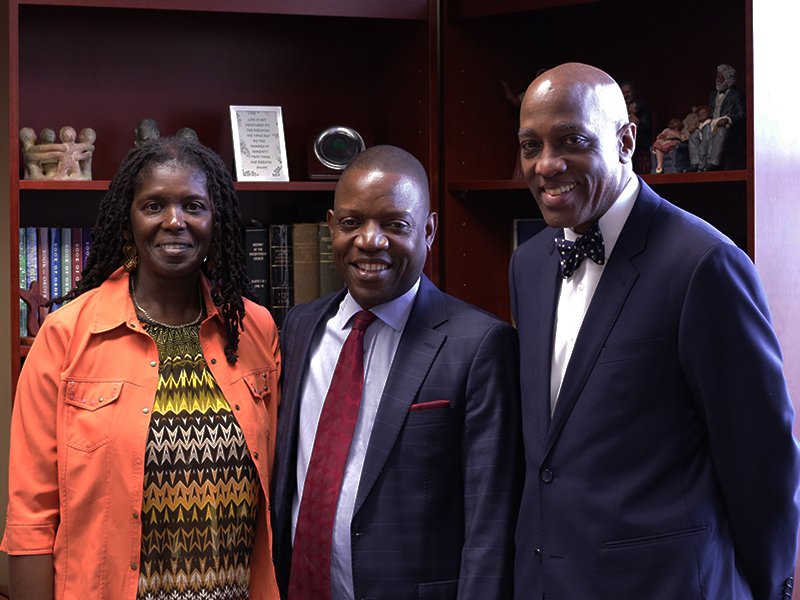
[4,0,438,391]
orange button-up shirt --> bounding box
[2,268,281,600]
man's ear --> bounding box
[425,212,439,251]
[619,121,636,164]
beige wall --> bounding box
[0,0,10,593]
[752,0,800,585]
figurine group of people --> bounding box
[19,126,96,181]
[5,63,797,600]
[631,64,746,174]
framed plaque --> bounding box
[230,105,289,182]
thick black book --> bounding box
[270,224,294,330]
[243,227,270,307]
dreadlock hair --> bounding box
[51,136,256,364]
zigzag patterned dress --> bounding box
[136,318,259,600]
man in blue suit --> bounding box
[273,145,521,600]
[510,62,800,600]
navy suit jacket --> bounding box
[272,275,522,600]
[509,180,800,600]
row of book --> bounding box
[19,221,345,338]
[19,227,93,337]
[245,221,344,330]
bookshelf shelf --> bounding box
[20,180,111,191]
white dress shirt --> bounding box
[292,279,420,600]
[550,176,639,414]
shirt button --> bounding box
[253,452,259,460]
[578,283,585,292]
[235,405,240,411]
[540,469,554,483]
[130,564,138,571]
[150,361,157,367]
[210,358,217,365]
[142,408,149,414]
[133,512,139,519]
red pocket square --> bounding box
[410,400,450,412]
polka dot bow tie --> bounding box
[555,221,606,279]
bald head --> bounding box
[523,63,630,133]
[517,62,635,232]
[338,145,430,213]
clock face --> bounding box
[314,126,366,170]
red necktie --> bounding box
[288,310,378,600]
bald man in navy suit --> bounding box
[510,63,800,600]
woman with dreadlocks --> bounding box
[3,137,281,600]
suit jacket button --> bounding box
[535,549,543,560]
[540,468,554,483]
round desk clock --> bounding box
[313,126,366,171]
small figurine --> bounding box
[651,118,689,174]
[175,127,199,142]
[19,125,96,181]
[685,106,714,172]
[19,280,50,338]
[620,81,653,174]
[135,118,199,146]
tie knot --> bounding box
[351,310,378,332]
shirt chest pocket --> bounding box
[243,371,271,401]
[63,380,124,452]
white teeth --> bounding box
[358,263,388,272]
[544,183,577,196]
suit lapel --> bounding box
[536,237,562,443]
[546,181,659,452]
[274,291,344,513]
[353,276,447,516]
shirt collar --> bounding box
[94,267,220,333]
[337,278,420,333]
[563,174,639,258]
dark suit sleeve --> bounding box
[457,321,523,600]
[679,242,800,599]
[726,88,746,130]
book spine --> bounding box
[71,227,83,285]
[243,227,270,307]
[60,227,72,297]
[318,221,344,296]
[82,227,92,271]
[292,222,320,306]
[269,224,294,331]
[50,227,61,307]
[37,227,50,301]
[19,228,27,337]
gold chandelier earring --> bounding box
[122,230,138,272]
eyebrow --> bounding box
[519,122,585,137]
